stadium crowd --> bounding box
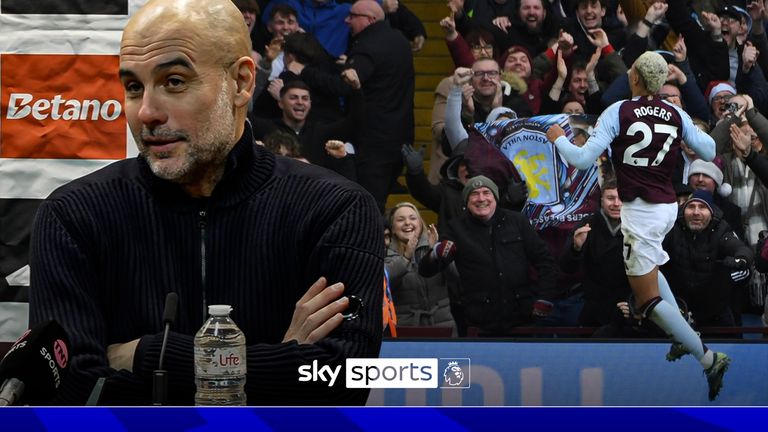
[235,0,768,340]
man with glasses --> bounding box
[344,0,414,212]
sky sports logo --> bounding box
[298,358,470,389]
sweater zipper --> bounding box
[198,209,208,319]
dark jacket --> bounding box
[662,208,753,323]
[29,124,383,405]
[560,211,630,326]
[420,207,557,334]
[346,20,414,160]
[665,0,730,91]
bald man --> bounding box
[29,0,383,406]
[344,0,414,212]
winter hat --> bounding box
[688,159,732,197]
[717,4,752,34]
[633,52,668,94]
[705,81,736,106]
[462,175,499,204]
[684,189,717,215]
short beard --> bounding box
[138,79,236,184]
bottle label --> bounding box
[194,347,247,377]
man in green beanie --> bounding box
[420,175,557,335]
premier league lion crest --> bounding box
[443,361,465,386]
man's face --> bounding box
[279,88,311,123]
[689,172,717,194]
[345,6,374,36]
[270,12,299,37]
[568,69,588,102]
[467,187,497,221]
[719,15,742,46]
[119,28,238,184]
[659,84,682,108]
[684,201,712,232]
[241,10,257,31]
[576,0,605,30]
[471,59,501,97]
[503,51,531,78]
[601,187,622,220]
[711,91,733,120]
[519,0,546,33]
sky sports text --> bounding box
[297,358,470,389]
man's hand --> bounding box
[492,16,512,33]
[585,46,601,80]
[730,123,753,160]
[402,143,425,175]
[282,277,348,344]
[556,48,568,79]
[586,28,610,50]
[617,301,631,319]
[265,36,284,62]
[341,68,361,90]
[557,30,577,56]
[446,0,464,17]
[573,223,591,252]
[667,64,687,85]
[546,124,566,143]
[411,35,425,52]
[107,339,141,372]
[743,41,759,72]
[673,35,687,62]
[748,0,765,23]
[267,78,284,101]
[325,140,347,158]
[287,59,305,75]
[645,1,668,25]
[452,66,472,86]
[439,15,458,41]
[700,11,722,37]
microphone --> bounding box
[0,320,70,406]
[152,292,178,406]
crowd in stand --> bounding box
[235,0,768,338]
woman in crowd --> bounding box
[384,202,457,334]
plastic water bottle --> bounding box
[194,305,247,405]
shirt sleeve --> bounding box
[674,104,716,162]
[553,101,621,170]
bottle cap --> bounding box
[208,305,233,316]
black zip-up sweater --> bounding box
[29,123,384,405]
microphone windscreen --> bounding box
[0,320,70,404]
[162,292,179,325]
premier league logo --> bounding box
[443,361,464,386]
[439,358,470,388]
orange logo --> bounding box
[1,54,126,159]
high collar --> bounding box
[137,121,276,212]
